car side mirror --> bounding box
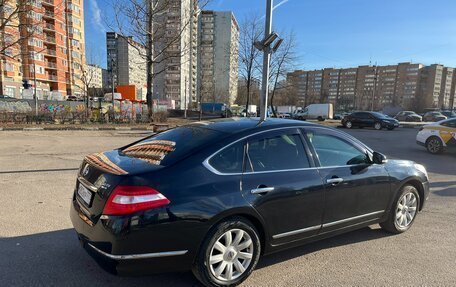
[372,151,387,164]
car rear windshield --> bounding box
[121,126,226,166]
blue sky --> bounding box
[85,0,456,70]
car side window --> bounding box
[306,131,370,167]
[246,132,310,172]
[209,141,245,173]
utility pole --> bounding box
[146,0,154,121]
[259,0,273,121]
[184,77,188,119]
[33,62,38,117]
[371,64,378,111]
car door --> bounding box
[350,112,363,127]
[303,127,391,233]
[441,119,456,147]
[240,128,325,245]
[364,113,376,128]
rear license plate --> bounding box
[77,184,93,206]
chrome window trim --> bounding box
[202,125,376,176]
[87,243,188,260]
[203,126,314,175]
[272,210,385,239]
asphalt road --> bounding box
[0,128,455,286]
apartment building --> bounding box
[0,0,85,99]
[287,62,456,111]
[440,67,454,108]
[106,32,147,97]
[394,62,422,109]
[287,70,307,105]
[85,64,103,89]
[153,0,199,109]
[197,11,239,106]
[337,68,357,110]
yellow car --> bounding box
[416,118,456,154]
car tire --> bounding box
[317,116,324,121]
[345,121,353,129]
[380,185,420,234]
[374,122,382,130]
[192,217,261,287]
[426,136,443,154]
[387,127,395,130]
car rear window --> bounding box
[121,126,225,166]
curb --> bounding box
[23,127,44,131]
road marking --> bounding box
[0,167,79,174]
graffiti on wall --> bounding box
[0,101,33,113]
[38,103,86,113]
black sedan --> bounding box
[342,111,400,130]
[71,118,429,287]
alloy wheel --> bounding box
[374,122,382,130]
[346,121,353,128]
[395,192,417,229]
[208,229,254,282]
[427,138,442,153]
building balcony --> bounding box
[42,0,54,6]
[44,37,56,44]
[44,23,55,31]
[47,75,58,81]
[44,49,57,56]
[45,62,57,69]
[43,11,55,19]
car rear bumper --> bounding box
[70,198,203,275]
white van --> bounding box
[293,104,334,121]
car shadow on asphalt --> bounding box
[0,226,412,286]
[257,226,392,270]
[0,229,201,287]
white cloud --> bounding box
[259,0,291,21]
[89,0,106,33]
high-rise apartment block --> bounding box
[85,64,103,89]
[152,0,199,109]
[0,0,85,99]
[287,62,456,111]
[197,11,239,106]
[106,32,147,98]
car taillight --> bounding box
[103,186,170,216]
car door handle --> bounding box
[251,187,275,194]
[326,178,344,185]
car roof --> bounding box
[189,117,318,134]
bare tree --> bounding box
[71,46,102,118]
[238,14,263,112]
[108,0,210,121]
[268,32,297,117]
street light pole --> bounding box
[259,0,273,121]
[184,77,188,119]
[33,62,38,117]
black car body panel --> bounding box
[70,118,429,275]
[342,112,399,129]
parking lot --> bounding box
[0,127,455,286]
